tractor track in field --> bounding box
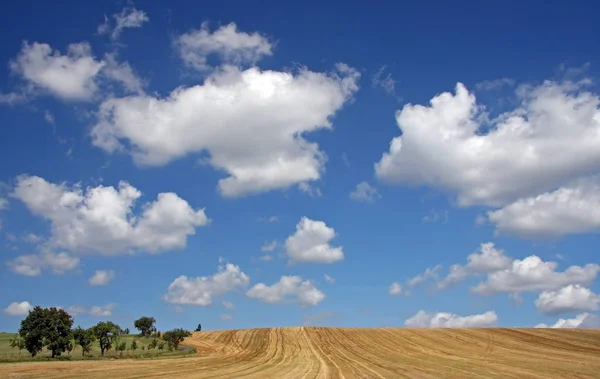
[2,327,600,379]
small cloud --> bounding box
[475,78,515,91]
[88,270,115,286]
[23,233,43,244]
[220,314,233,321]
[43,110,55,124]
[349,182,380,203]
[258,254,273,262]
[0,198,8,211]
[299,182,322,198]
[89,303,116,317]
[422,209,449,224]
[372,65,396,95]
[3,301,33,316]
[222,301,235,310]
[324,274,335,284]
[261,240,278,252]
[407,265,442,287]
[98,6,149,40]
[389,282,402,296]
[341,153,350,167]
[173,306,184,313]
[257,216,279,223]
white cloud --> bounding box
[535,285,600,315]
[7,250,79,277]
[88,270,115,286]
[375,80,600,212]
[43,110,55,124]
[11,175,208,255]
[261,240,278,252]
[3,301,33,316]
[257,216,279,223]
[298,182,322,198]
[101,53,145,94]
[349,182,380,203]
[9,42,105,101]
[164,263,250,306]
[222,301,234,310]
[220,314,233,321]
[341,153,350,167]
[472,255,599,295]
[90,63,359,198]
[437,242,512,289]
[372,65,396,95]
[64,304,119,318]
[89,303,116,317]
[175,22,273,72]
[324,274,335,284]
[407,264,442,287]
[475,78,515,91]
[422,209,448,223]
[23,233,43,244]
[7,42,145,102]
[0,198,7,229]
[404,310,497,328]
[389,282,402,296]
[66,305,87,316]
[98,7,149,40]
[258,254,273,262]
[487,177,600,238]
[0,92,27,105]
[246,275,325,307]
[285,217,343,264]
[535,312,600,328]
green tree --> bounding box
[18,306,74,358]
[130,340,138,354]
[91,321,122,357]
[124,328,130,335]
[161,328,191,350]
[72,327,95,357]
[157,341,165,352]
[133,316,156,337]
[116,341,127,356]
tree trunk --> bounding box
[101,348,105,356]
[52,350,56,358]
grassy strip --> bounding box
[0,333,195,362]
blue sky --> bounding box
[1,0,600,332]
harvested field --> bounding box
[1,327,600,378]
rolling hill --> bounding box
[2,327,599,378]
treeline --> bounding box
[10,306,192,358]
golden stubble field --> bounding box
[2,327,600,378]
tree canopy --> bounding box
[91,321,122,356]
[162,328,191,350]
[18,306,74,358]
[134,316,156,337]
[72,326,96,356]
